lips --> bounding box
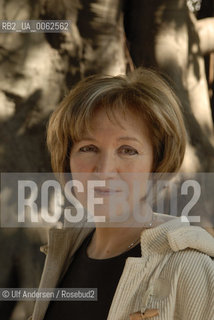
[94,187,122,195]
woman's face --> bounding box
[69,107,154,225]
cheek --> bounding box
[143,155,154,172]
[69,156,94,172]
[125,155,153,173]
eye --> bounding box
[79,145,98,153]
[119,145,139,156]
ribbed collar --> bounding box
[50,210,214,259]
[139,214,214,257]
[139,216,189,256]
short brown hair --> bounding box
[47,68,187,184]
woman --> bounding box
[31,68,214,320]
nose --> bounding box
[93,151,117,178]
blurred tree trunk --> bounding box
[198,18,214,55]
[39,0,126,81]
[124,0,214,171]
[197,0,214,121]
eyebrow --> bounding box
[78,136,143,144]
[118,136,142,144]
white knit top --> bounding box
[31,213,214,320]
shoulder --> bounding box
[160,245,214,275]
[171,247,214,272]
[165,248,214,296]
[170,249,214,319]
[157,221,214,282]
[166,221,214,273]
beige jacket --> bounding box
[30,213,214,320]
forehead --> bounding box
[79,106,151,141]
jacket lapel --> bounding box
[32,216,95,320]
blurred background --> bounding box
[0,0,214,319]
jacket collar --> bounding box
[50,210,214,259]
[138,213,214,257]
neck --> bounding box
[86,225,146,259]
[86,206,157,259]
